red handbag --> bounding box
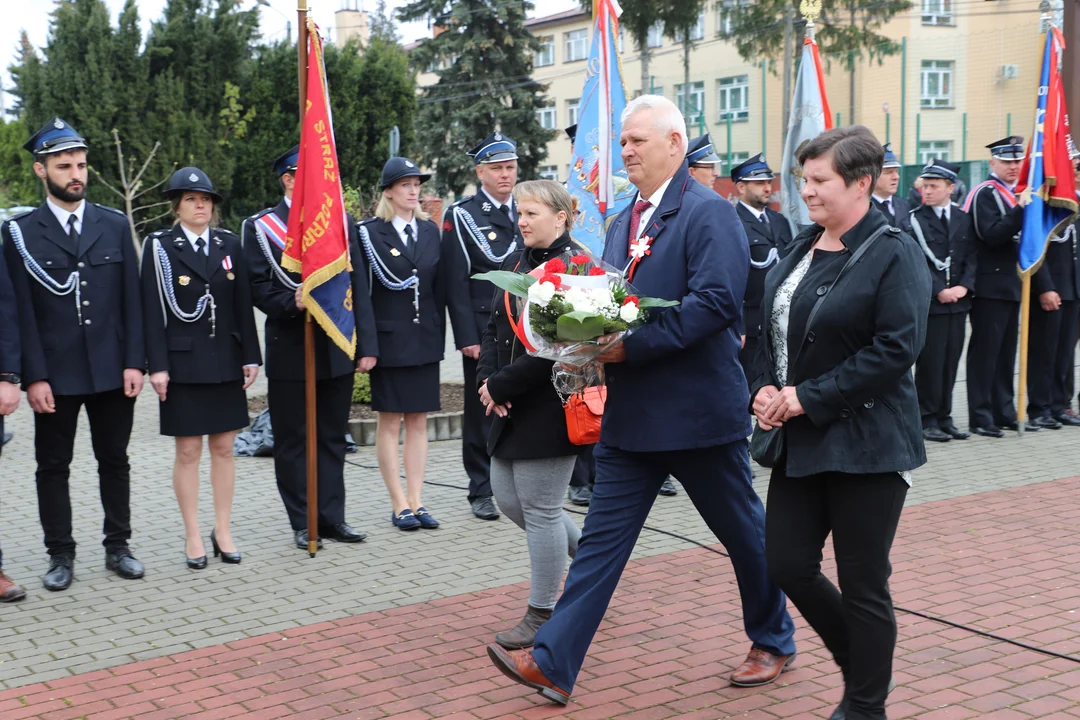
[563,386,606,445]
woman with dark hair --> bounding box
[751,126,931,719]
[141,167,261,568]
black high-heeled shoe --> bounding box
[186,554,207,570]
[210,529,242,564]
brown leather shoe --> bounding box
[486,644,570,705]
[0,572,26,602]
[729,647,795,687]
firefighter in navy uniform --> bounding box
[730,154,793,389]
[242,146,379,550]
[1,118,145,591]
[442,132,525,521]
[686,134,721,190]
[871,143,912,233]
[909,160,976,443]
[965,136,1042,436]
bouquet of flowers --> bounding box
[473,248,678,372]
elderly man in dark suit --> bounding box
[486,94,796,705]
[0,242,26,602]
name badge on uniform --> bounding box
[390,248,401,257]
[222,255,235,280]
[178,275,191,286]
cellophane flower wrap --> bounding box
[473,247,678,371]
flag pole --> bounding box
[297,0,318,556]
[1017,274,1031,436]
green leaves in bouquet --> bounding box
[556,311,608,342]
[471,270,536,299]
[638,297,680,309]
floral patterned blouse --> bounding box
[769,251,813,385]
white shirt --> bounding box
[740,201,767,222]
[179,223,211,255]
[481,187,514,223]
[47,197,86,236]
[931,204,951,222]
[391,215,418,246]
[634,176,674,239]
[871,194,894,214]
[283,195,292,208]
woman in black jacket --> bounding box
[478,180,584,650]
[751,127,931,720]
[142,168,261,568]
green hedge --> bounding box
[352,373,372,404]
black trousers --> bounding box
[766,466,908,720]
[1028,301,1065,418]
[35,389,136,558]
[915,313,966,428]
[268,375,351,531]
[462,355,493,501]
[967,297,1019,428]
[1051,300,1079,415]
[569,444,595,488]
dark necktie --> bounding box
[499,204,511,221]
[628,199,652,248]
[885,198,894,218]
[758,213,769,225]
[195,237,207,275]
[939,209,949,233]
[67,215,79,252]
[404,224,414,247]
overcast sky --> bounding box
[1,0,576,116]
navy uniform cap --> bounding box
[467,132,519,165]
[379,157,431,189]
[987,136,1025,160]
[273,145,300,176]
[565,124,578,144]
[24,117,87,156]
[166,167,223,203]
[686,134,721,166]
[731,153,774,182]
[919,158,960,183]
[882,142,900,169]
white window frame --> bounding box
[646,22,663,48]
[687,13,705,41]
[676,81,706,125]
[719,151,750,176]
[565,29,588,63]
[716,0,744,36]
[921,0,953,26]
[536,105,557,130]
[918,141,953,165]
[716,75,750,122]
[535,35,554,67]
[567,98,580,127]
[920,60,954,108]
[539,165,559,181]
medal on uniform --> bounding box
[222,255,235,280]
[178,275,191,286]
[488,232,497,240]
[390,248,401,257]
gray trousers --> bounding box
[490,455,581,609]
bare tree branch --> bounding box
[132,200,171,213]
[133,175,171,200]
[88,167,125,198]
[130,141,162,187]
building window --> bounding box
[687,13,705,41]
[918,140,953,165]
[539,165,559,181]
[676,81,706,126]
[716,75,749,121]
[921,0,953,25]
[719,151,750,176]
[717,0,744,36]
[536,105,557,130]
[567,98,580,127]
[920,60,953,108]
[535,36,554,67]
[646,22,664,48]
[565,29,588,63]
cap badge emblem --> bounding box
[189,173,199,182]
[494,132,502,141]
[54,119,64,129]
[178,275,191,286]
[404,160,414,168]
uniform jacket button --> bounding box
[82,301,90,307]
[80,281,87,287]
[816,285,829,296]
[45,260,52,266]
[840,408,850,418]
[807,331,816,343]
[863,399,875,409]
[84,319,92,325]
[78,262,85,268]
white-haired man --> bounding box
[486,95,796,705]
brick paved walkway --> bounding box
[1,475,1079,719]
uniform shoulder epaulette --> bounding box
[150,228,171,238]
[213,227,239,239]
[886,225,903,235]
[93,203,127,217]
[1,210,33,227]
[450,195,475,210]
[357,217,378,226]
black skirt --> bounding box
[159,380,250,437]
[370,362,440,413]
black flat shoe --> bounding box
[211,529,242,564]
[1002,420,1040,432]
[105,549,145,579]
[659,477,679,496]
[922,427,952,443]
[567,485,592,506]
[972,425,1005,438]
[43,556,74,591]
[470,497,500,520]
[1033,416,1062,430]
[1055,412,1080,426]
[186,554,207,570]
[941,424,969,440]
[319,522,368,543]
[294,529,324,550]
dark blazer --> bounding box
[601,162,750,451]
[355,216,445,368]
[751,207,931,477]
[1033,197,1080,301]
[442,192,522,349]
[0,246,19,375]
[872,194,913,233]
[1,202,144,395]
[909,203,976,315]
[736,202,794,339]
[141,225,261,383]
[967,175,1028,302]
[477,234,579,460]
[242,201,378,381]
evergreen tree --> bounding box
[369,0,401,43]
[0,116,39,206]
[397,0,552,196]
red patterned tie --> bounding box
[627,199,652,254]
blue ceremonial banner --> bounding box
[567,0,635,255]
[1015,26,1078,276]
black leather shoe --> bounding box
[940,424,969,440]
[294,529,323,550]
[567,485,592,506]
[1055,412,1080,426]
[319,522,368,543]
[829,701,847,720]
[43,556,74,591]
[186,554,207,570]
[922,427,952,443]
[1033,416,1062,430]
[659,477,679,496]
[211,529,242,563]
[105,550,145,579]
[972,425,1005,438]
[1002,420,1040,432]
[471,496,500,520]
